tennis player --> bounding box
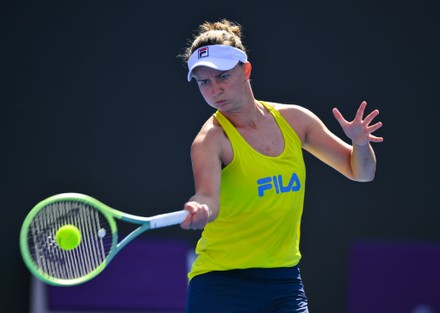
[179,19,383,312]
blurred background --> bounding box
[2,0,439,312]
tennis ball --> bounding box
[55,225,82,250]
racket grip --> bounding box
[149,210,188,229]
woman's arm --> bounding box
[181,119,224,230]
[291,101,383,181]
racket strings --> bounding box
[26,201,114,281]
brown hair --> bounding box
[179,19,247,64]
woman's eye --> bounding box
[219,74,230,80]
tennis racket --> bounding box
[19,193,188,286]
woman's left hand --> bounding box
[332,101,383,146]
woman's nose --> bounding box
[211,81,223,98]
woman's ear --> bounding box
[244,62,252,79]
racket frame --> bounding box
[20,193,187,286]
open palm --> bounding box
[332,101,383,146]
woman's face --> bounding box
[192,63,250,111]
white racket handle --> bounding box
[148,210,188,229]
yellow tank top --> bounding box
[188,101,306,281]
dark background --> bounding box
[2,0,439,312]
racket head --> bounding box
[20,193,118,286]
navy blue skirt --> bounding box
[186,266,309,313]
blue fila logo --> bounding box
[198,47,209,59]
[257,173,301,197]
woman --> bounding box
[179,19,383,312]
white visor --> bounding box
[187,45,248,81]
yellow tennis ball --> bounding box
[55,225,81,250]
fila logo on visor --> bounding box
[198,47,209,59]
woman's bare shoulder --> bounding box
[191,116,230,153]
[192,115,233,165]
[264,101,321,144]
[265,101,312,115]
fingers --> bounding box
[369,135,384,143]
[363,109,380,125]
[360,103,383,141]
[355,101,368,120]
[332,107,347,126]
[333,101,383,144]
[181,201,210,230]
[332,107,342,119]
[335,101,382,127]
[368,121,383,133]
